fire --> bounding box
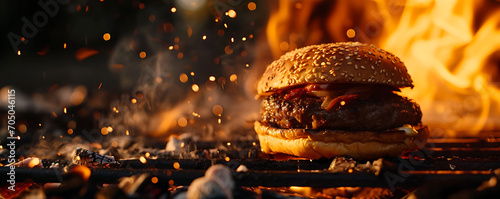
[264,0,500,136]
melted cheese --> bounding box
[397,124,418,136]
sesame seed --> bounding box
[354,65,358,69]
[349,74,354,77]
[347,62,352,65]
[346,56,351,60]
[360,65,366,69]
[371,66,375,70]
[356,57,362,60]
[368,51,372,55]
[340,72,345,76]
[332,56,336,60]
[358,73,361,77]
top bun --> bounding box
[257,42,413,95]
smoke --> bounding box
[103,0,265,140]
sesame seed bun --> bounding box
[255,121,429,160]
[257,42,413,96]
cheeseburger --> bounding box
[255,42,429,160]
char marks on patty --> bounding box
[261,92,422,131]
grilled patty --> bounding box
[260,93,422,131]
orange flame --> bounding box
[263,0,500,136]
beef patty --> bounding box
[260,93,422,131]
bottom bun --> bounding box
[255,121,429,160]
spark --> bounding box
[202,35,207,40]
[169,46,174,50]
[212,105,223,115]
[151,177,158,184]
[139,51,146,58]
[248,2,256,11]
[190,72,195,76]
[17,51,21,55]
[19,124,27,133]
[209,76,216,81]
[98,83,102,89]
[227,142,231,146]
[171,7,177,13]
[173,162,180,169]
[64,108,67,113]
[245,64,250,67]
[178,117,188,127]
[242,37,247,41]
[227,9,236,18]
[231,37,234,42]
[140,156,147,164]
[101,127,109,135]
[131,99,137,104]
[103,33,111,41]
[346,29,356,38]
[230,74,237,82]
[63,43,67,49]
[39,123,42,126]
[125,130,130,135]
[145,152,150,158]
[225,157,230,161]
[218,118,221,124]
[192,84,199,92]
[224,23,228,28]
[179,73,188,83]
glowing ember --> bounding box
[171,7,177,13]
[28,158,40,168]
[68,129,73,135]
[139,51,147,58]
[151,177,158,184]
[63,43,67,49]
[131,98,137,104]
